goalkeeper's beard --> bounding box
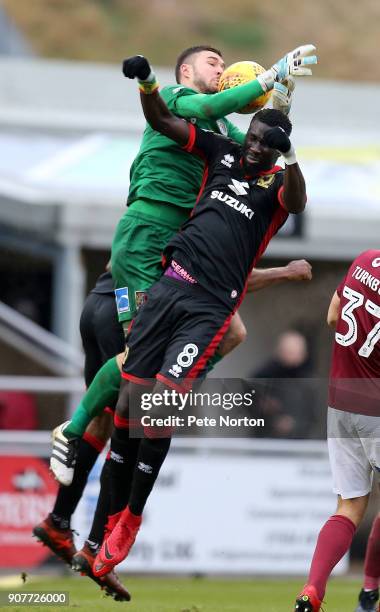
[192,73,218,94]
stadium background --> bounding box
[0,0,379,608]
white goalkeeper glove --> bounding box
[258,44,317,92]
[272,77,295,116]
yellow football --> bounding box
[218,60,272,114]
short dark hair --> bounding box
[252,108,292,136]
[175,45,223,83]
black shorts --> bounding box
[79,291,125,387]
[122,277,232,391]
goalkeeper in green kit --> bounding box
[49,44,316,479]
[112,44,299,333]
[112,45,258,328]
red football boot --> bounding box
[32,514,76,565]
[72,542,131,601]
[103,510,123,539]
[294,585,322,612]
[93,507,142,577]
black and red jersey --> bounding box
[329,249,380,415]
[164,124,289,309]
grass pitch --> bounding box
[0,574,361,612]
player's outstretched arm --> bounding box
[175,79,265,120]
[247,260,312,292]
[123,55,190,146]
[175,44,316,121]
[262,126,306,213]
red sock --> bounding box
[364,514,380,591]
[83,431,106,453]
[308,514,356,600]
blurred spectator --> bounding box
[248,330,316,438]
[254,330,310,378]
[0,391,38,429]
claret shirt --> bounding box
[329,249,380,416]
[165,124,290,310]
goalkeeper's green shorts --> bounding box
[111,199,189,323]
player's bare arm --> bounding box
[123,55,190,146]
[282,163,307,213]
[327,290,341,327]
[261,126,307,213]
[247,259,312,292]
[139,90,190,147]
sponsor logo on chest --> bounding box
[210,190,254,220]
[229,179,249,196]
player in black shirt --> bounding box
[93,56,307,578]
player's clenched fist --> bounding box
[262,126,298,166]
[122,55,159,94]
[262,126,292,154]
[285,260,312,282]
[122,55,152,80]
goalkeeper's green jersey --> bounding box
[127,85,245,210]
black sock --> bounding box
[52,438,100,526]
[109,427,142,516]
[86,458,111,550]
[86,447,140,549]
[128,436,171,516]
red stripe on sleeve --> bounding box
[183,123,196,152]
[277,185,287,210]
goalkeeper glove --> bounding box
[272,77,295,116]
[258,44,317,92]
[122,55,159,94]
[262,127,297,165]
